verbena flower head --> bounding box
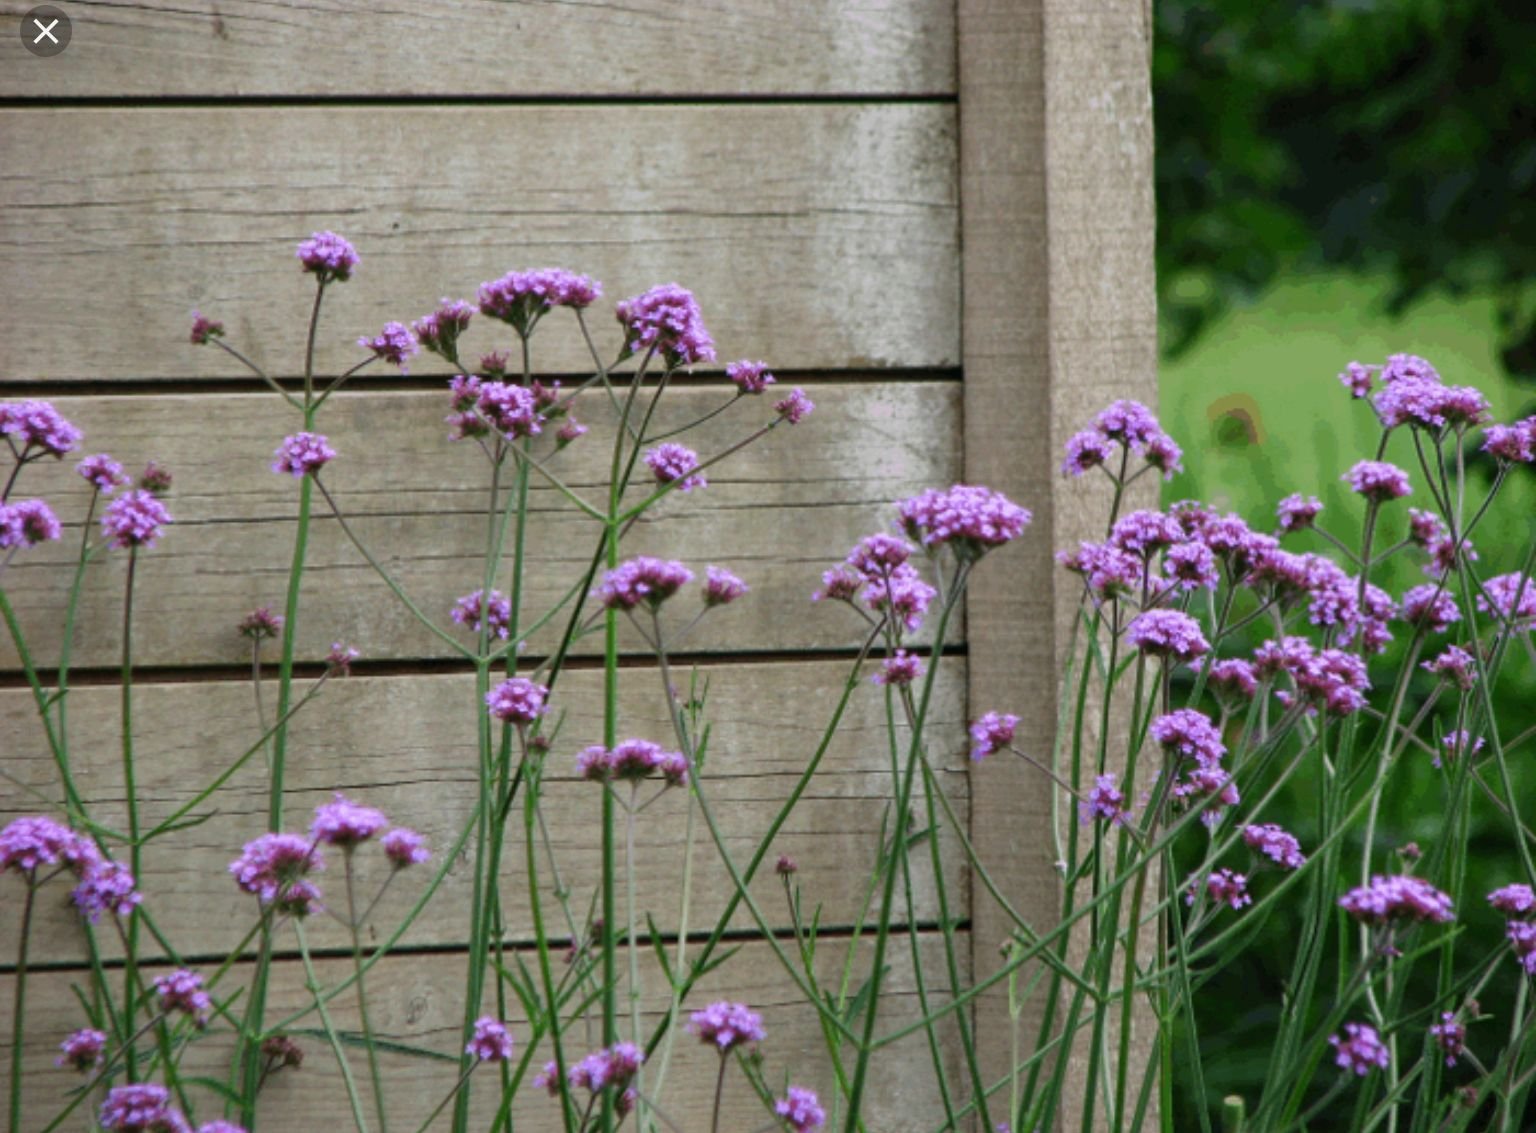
[1276,493,1323,533]
[1422,644,1477,689]
[597,556,694,610]
[775,1086,827,1132]
[847,533,915,575]
[272,878,323,918]
[689,1000,766,1051]
[412,299,475,359]
[358,321,419,370]
[382,827,430,868]
[1436,730,1485,768]
[1057,540,1141,601]
[476,381,545,440]
[327,642,361,675]
[1338,875,1454,926]
[1509,921,1536,975]
[0,499,62,550]
[860,562,937,632]
[1242,823,1305,869]
[485,676,550,724]
[727,359,775,394]
[1339,361,1377,398]
[645,442,707,492]
[466,1017,514,1062]
[775,388,815,424]
[1489,884,1536,916]
[312,793,387,848]
[72,860,142,922]
[1126,610,1209,663]
[1374,371,1490,431]
[229,832,323,904]
[1109,510,1183,557]
[615,282,715,366]
[1061,429,1115,476]
[139,462,173,496]
[1400,584,1460,632]
[970,711,1019,762]
[451,588,512,640]
[1079,774,1126,826]
[57,1027,107,1072]
[1164,541,1219,591]
[271,432,336,479]
[78,453,128,494]
[1476,572,1536,628]
[98,490,171,549]
[1208,659,1259,700]
[896,484,1031,558]
[1344,460,1411,502]
[1429,1013,1466,1067]
[100,1083,190,1132]
[188,311,224,345]
[1150,708,1225,763]
[1,815,98,875]
[545,1042,645,1096]
[1379,353,1440,384]
[237,606,284,640]
[1064,400,1183,478]
[1331,1022,1389,1076]
[1482,417,1536,463]
[1407,508,1447,548]
[153,969,212,1027]
[578,740,688,787]
[1188,868,1251,910]
[478,268,601,336]
[557,417,588,447]
[0,400,83,458]
[873,649,924,686]
[702,565,748,606]
[296,231,359,283]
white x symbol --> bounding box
[32,17,59,44]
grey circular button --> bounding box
[22,6,71,57]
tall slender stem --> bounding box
[120,547,143,1080]
[346,854,389,1133]
[7,882,35,1133]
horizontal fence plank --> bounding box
[1,659,970,964]
[0,104,959,381]
[0,0,955,99]
[2,933,968,1132]
[0,382,963,669]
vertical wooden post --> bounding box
[961,0,1158,1126]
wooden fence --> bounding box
[0,1,1155,1127]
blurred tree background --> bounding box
[1154,1,1536,1125]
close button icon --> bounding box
[22,5,72,57]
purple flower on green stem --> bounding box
[72,860,141,922]
[860,562,936,633]
[727,359,775,394]
[1422,645,1477,689]
[1339,361,1377,398]
[1063,400,1182,479]
[1436,730,1485,768]
[382,827,429,868]
[466,1017,514,1062]
[486,677,549,724]
[1126,610,1209,663]
[100,491,172,549]
[139,462,173,496]
[1276,493,1323,533]
[0,815,97,875]
[327,642,360,675]
[56,1028,107,1072]
[775,1086,827,1132]
[1061,429,1115,476]
[1509,921,1536,974]
[1400,584,1460,632]
[78,453,128,494]
[1374,374,1490,430]
[1430,1013,1466,1066]
[1339,875,1454,926]
[1187,868,1250,910]
[1079,774,1125,826]
[703,565,748,606]
[1407,508,1446,548]
[188,311,224,345]
[775,387,815,424]
[100,1083,188,1132]
[896,484,1031,556]
[596,556,694,611]
[296,231,358,283]
[1344,460,1411,502]
[229,833,323,904]
[1242,824,1305,870]
[1150,708,1225,763]
[556,417,588,447]
[273,878,323,918]
[479,268,601,336]
[969,712,1019,762]
[645,442,706,492]
[237,606,283,640]
[153,968,212,1028]
[358,321,419,370]
[312,793,387,848]
[873,649,924,687]
[689,1000,766,1051]
[0,399,82,458]
[411,299,475,359]
[1476,572,1536,627]
[271,432,336,479]
[0,499,62,549]
[1330,1023,1389,1076]
[1057,540,1141,600]
[615,282,715,366]
[476,381,545,440]
[451,588,512,640]
[1380,353,1441,385]
[1164,541,1219,591]
[1207,659,1258,700]
[846,533,913,575]
[1490,884,1536,916]
[1482,417,1536,463]
[1109,510,1183,557]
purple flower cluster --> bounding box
[382,828,430,868]
[689,1000,766,1051]
[1256,637,1371,716]
[1208,659,1259,700]
[895,484,1031,557]
[311,793,387,848]
[237,606,283,640]
[271,432,336,479]
[296,231,359,284]
[1126,610,1210,663]
[1276,493,1323,533]
[412,299,475,359]
[1,814,98,876]
[478,268,600,336]
[774,388,815,424]
[1078,773,1126,826]
[1476,572,1536,628]
[1242,823,1305,870]
[56,1027,107,1072]
[73,860,142,923]
[1188,868,1251,911]
[477,380,546,440]
[100,1083,190,1132]
[1429,1013,1466,1067]
[189,311,224,346]
[969,711,1019,762]
[775,1086,827,1132]
[1061,399,1182,479]
[327,642,361,675]
[465,1016,515,1062]
[615,283,716,366]
[703,565,749,606]
[1488,883,1536,916]
[0,399,83,458]
[485,676,550,724]
[874,649,925,687]
[537,1042,643,1113]
[78,453,129,494]
[1330,1022,1389,1076]
[597,556,695,610]
[645,442,707,492]
[577,739,688,787]
[153,968,212,1027]
[1482,416,1536,463]
[1057,540,1142,601]
[358,321,419,369]
[1338,875,1454,926]
[0,499,62,550]
[98,489,173,549]
[229,833,323,906]
[1152,709,1238,823]
[1400,584,1460,633]
[451,588,513,640]
[1344,460,1411,503]
[727,359,775,393]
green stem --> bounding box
[296,922,372,1133]
[120,546,143,1080]
[346,855,389,1133]
[7,883,35,1133]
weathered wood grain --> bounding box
[0,382,961,670]
[0,104,958,382]
[0,659,970,964]
[0,0,955,98]
[1,934,969,1132]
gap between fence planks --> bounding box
[0,382,961,671]
[1,934,968,1132]
[0,660,970,966]
[0,104,958,382]
[0,0,955,99]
